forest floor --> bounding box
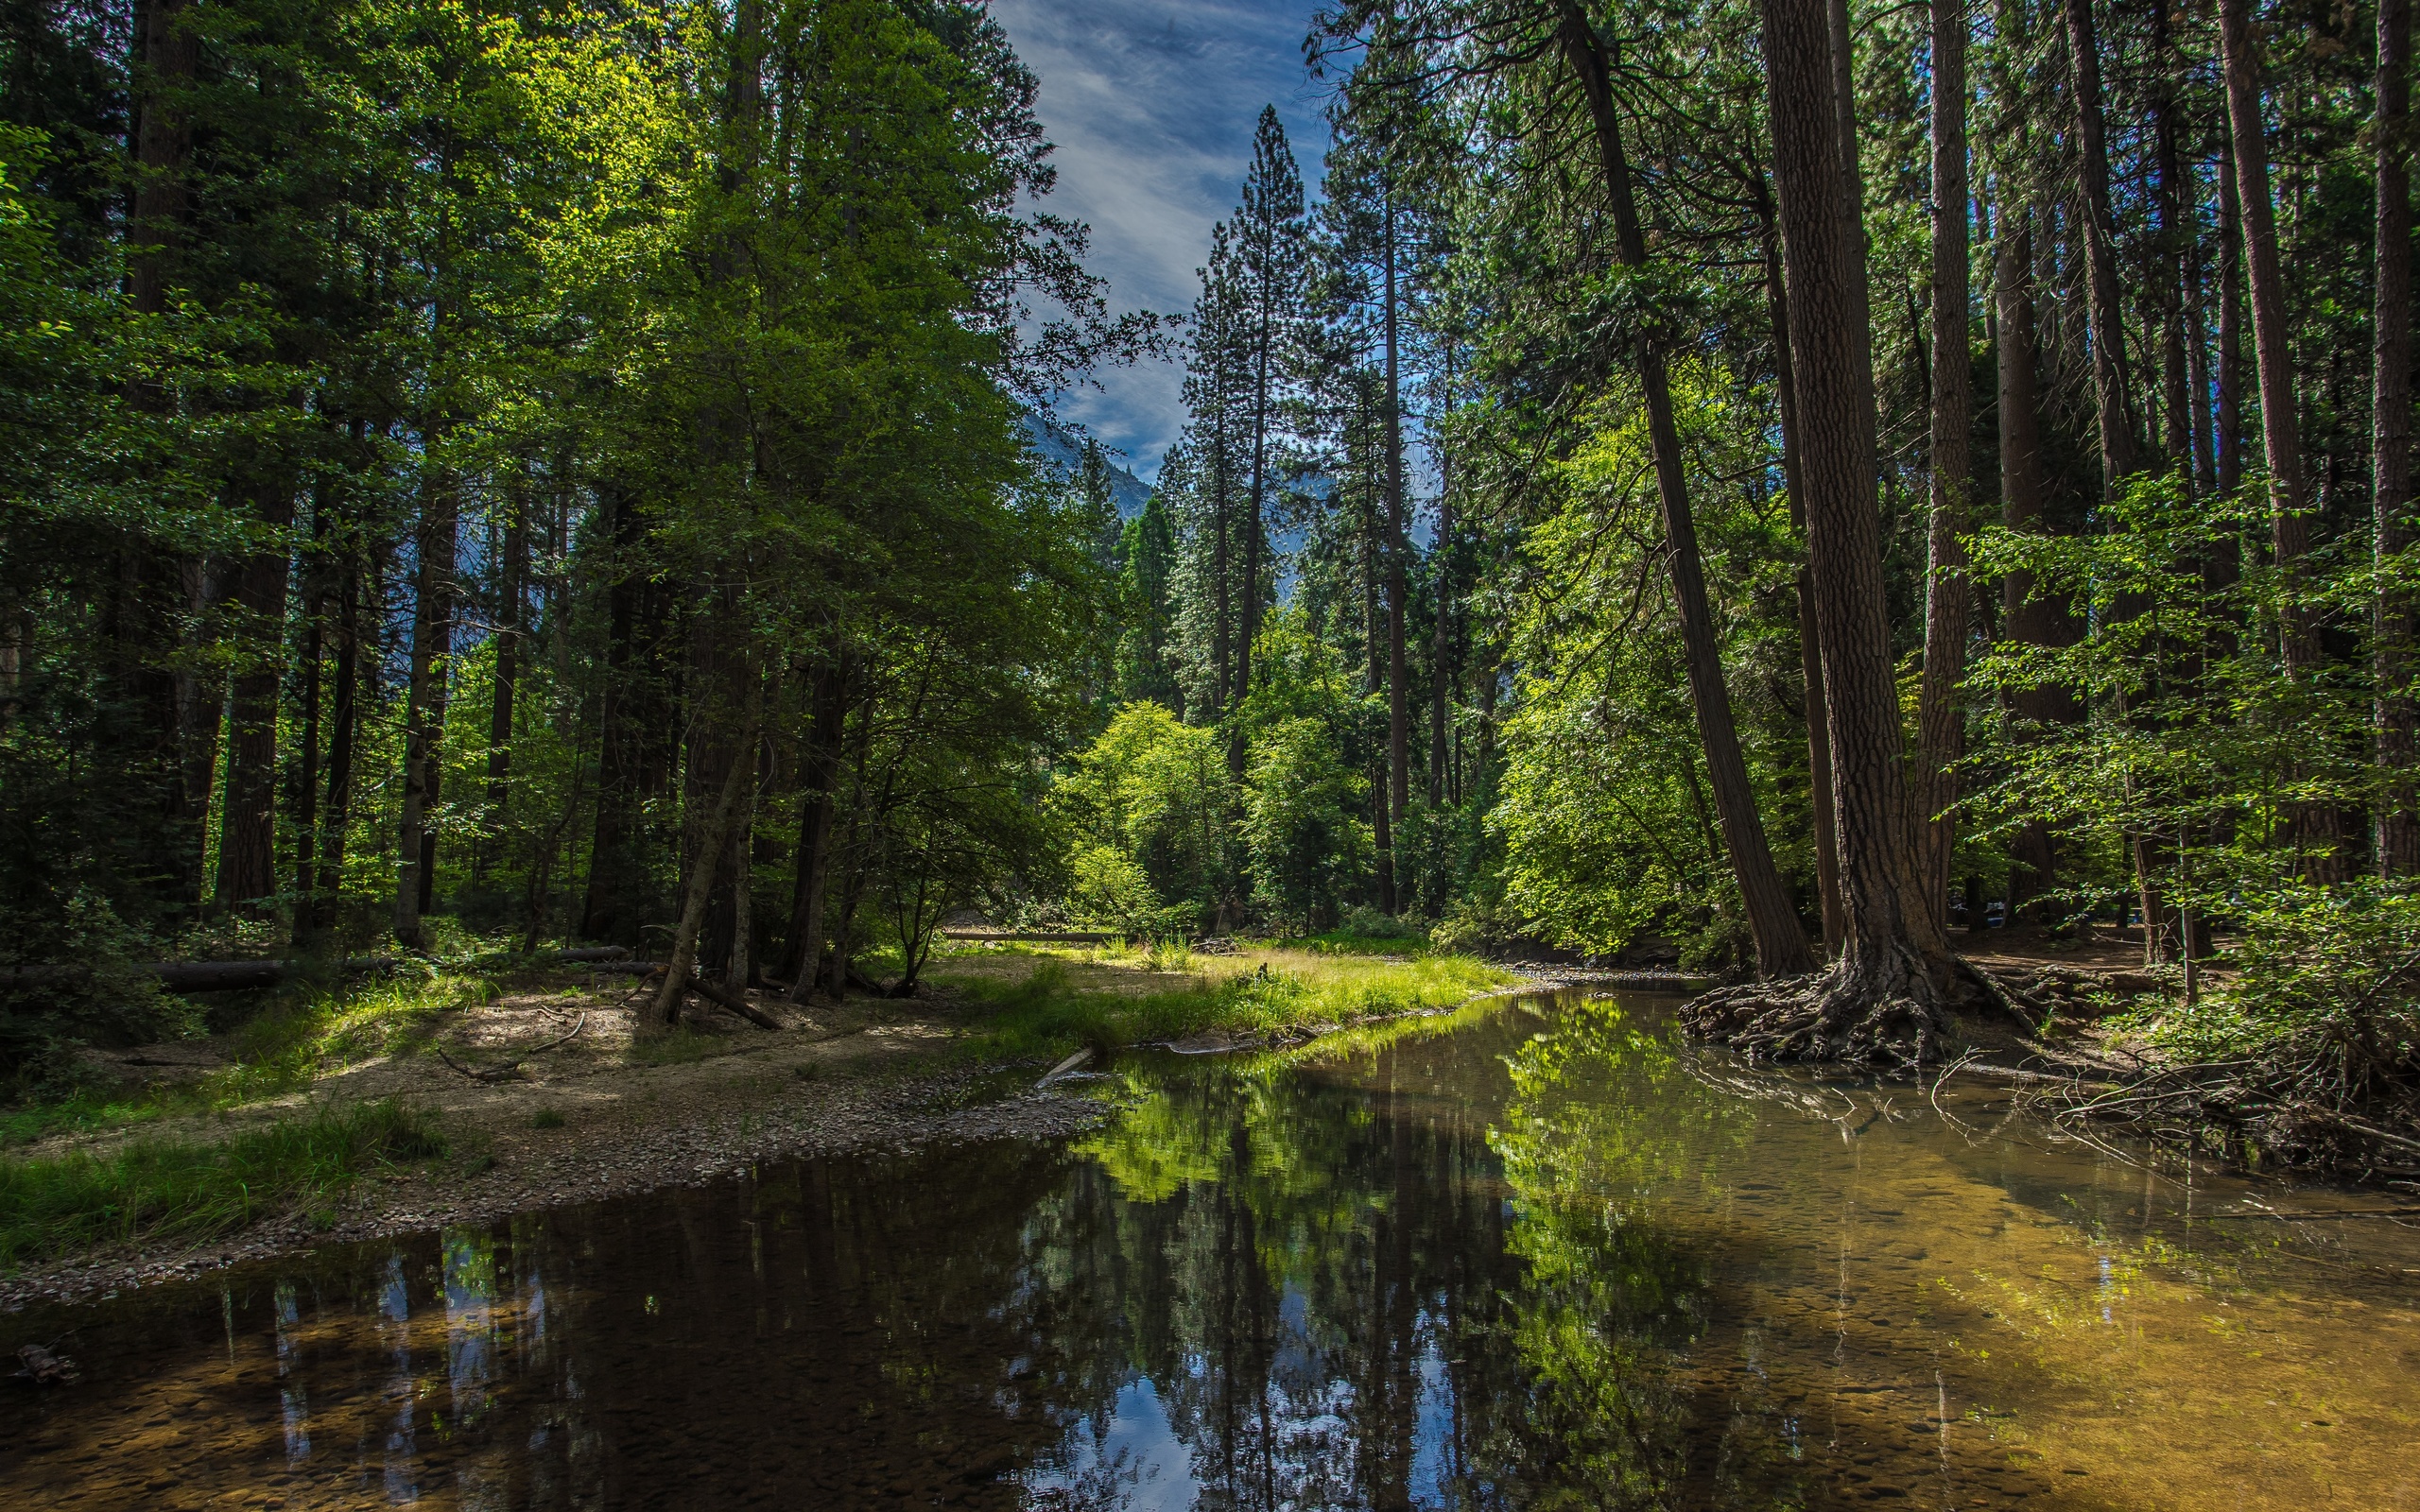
[0,938,1542,1310]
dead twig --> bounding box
[434,1012,588,1083]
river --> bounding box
[5,988,2416,1509]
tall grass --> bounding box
[0,1098,446,1269]
[955,950,1513,1057]
[2,970,488,1151]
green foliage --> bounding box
[0,1097,444,1269]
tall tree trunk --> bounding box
[725,741,758,992]
[290,491,328,941]
[1707,0,1964,1054]
[581,485,648,943]
[216,472,292,905]
[2063,0,2147,488]
[1384,189,1410,898]
[2377,0,2419,875]
[2222,0,2331,879]
[1995,209,2073,921]
[484,477,527,880]
[783,654,849,999]
[1428,488,1452,811]
[2218,137,2246,499]
[654,692,760,1024]
[1365,456,1398,915]
[2152,4,2193,475]
[310,560,361,939]
[1562,7,1815,976]
[1916,0,1972,927]
[1760,198,1844,954]
[394,464,457,946]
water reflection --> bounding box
[4,992,2416,1510]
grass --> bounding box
[2,968,492,1152]
[934,943,1516,1057]
[0,1098,446,1270]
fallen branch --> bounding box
[434,1012,588,1082]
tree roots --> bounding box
[1682,949,2024,1070]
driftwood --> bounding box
[11,1338,79,1386]
[434,1012,588,1083]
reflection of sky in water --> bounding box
[1409,1308,1453,1508]
[1025,1376,1201,1510]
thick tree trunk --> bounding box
[2222,0,2333,880]
[1916,0,1972,928]
[1995,212,2071,919]
[1761,203,1843,954]
[1696,0,1967,1057]
[1562,7,1815,976]
[2221,0,2315,670]
[2218,139,2246,499]
[309,564,361,936]
[290,498,327,939]
[1365,469,1397,914]
[394,467,458,946]
[2377,0,2419,875]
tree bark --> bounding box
[484,477,527,877]
[1760,198,1843,954]
[2377,0,2419,875]
[394,465,457,946]
[1562,7,1815,976]
[1916,0,1972,927]
[654,696,760,1024]
[2221,0,2315,673]
[1697,0,1963,1056]
[1384,188,1410,881]
[2063,0,2147,489]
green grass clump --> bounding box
[0,1098,446,1269]
[528,1108,567,1130]
[955,951,1512,1058]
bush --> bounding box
[1430,895,1529,957]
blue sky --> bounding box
[990,0,1335,483]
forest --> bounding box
[5,0,2420,1120]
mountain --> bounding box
[1021,415,1156,521]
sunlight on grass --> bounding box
[2,970,493,1151]
[0,1098,446,1270]
[937,944,1515,1057]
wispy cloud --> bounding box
[991,0,1334,482]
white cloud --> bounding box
[989,0,1334,481]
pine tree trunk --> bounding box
[1761,201,1843,954]
[1428,486,1452,811]
[2063,0,2146,488]
[484,482,527,877]
[2218,138,2246,499]
[1695,0,1967,1057]
[2222,0,2333,878]
[1365,461,1397,915]
[394,466,458,946]
[310,562,361,939]
[2377,0,2419,875]
[1916,0,1972,928]
[1384,191,1410,895]
[1562,6,1814,976]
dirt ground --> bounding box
[1,969,1098,1312]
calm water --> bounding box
[6,990,2417,1510]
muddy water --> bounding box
[4,990,2417,1510]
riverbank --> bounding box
[0,939,1528,1309]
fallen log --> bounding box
[683,975,783,1030]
